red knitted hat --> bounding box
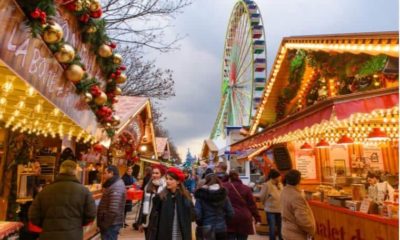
[167,167,185,182]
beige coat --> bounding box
[281,185,315,240]
[259,180,283,213]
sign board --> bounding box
[362,145,384,171]
[0,0,98,135]
[295,144,317,180]
[329,144,350,176]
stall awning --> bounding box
[114,96,149,134]
[205,139,218,152]
[232,88,399,151]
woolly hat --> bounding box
[167,167,185,182]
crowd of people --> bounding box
[25,159,318,240]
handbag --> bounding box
[195,200,216,240]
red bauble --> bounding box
[110,73,116,79]
[119,65,126,71]
[79,14,90,23]
[109,42,117,49]
[112,98,118,104]
[30,8,41,18]
[90,85,102,97]
[65,3,76,11]
[90,9,102,18]
[93,143,103,153]
[115,69,121,76]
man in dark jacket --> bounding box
[97,165,126,240]
[28,160,96,240]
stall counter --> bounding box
[308,200,398,240]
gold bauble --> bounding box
[111,115,120,126]
[89,0,101,11]
[55,44,75,63]
[65,64,84,83]
[113,54,123,65]
[105,122,112,128]
[86,26,97,33]
[42,23,64,44]
[98,44,112,58]
[94,92,107,105]
[114,87,122,95]
[84,92,93,102]
[75,0,83,11]
[115,74,127,84]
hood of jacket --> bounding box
[195,186,227,207]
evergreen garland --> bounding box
[15,0,124,138]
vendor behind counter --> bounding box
[367,172,395,203]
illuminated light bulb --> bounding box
[2,77,14,93]
[366,45,373,51]
[391,45,399,52]
[13,110,20,116]
[52,109,60,116]
[0,97,7,105]
[26,87,36,97]
[17,100,25,109]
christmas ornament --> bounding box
[114,87,122,95]
[98,44,112,58]
[65,64,84,83]
[115,74,127,84]
[94,92,107,105]
[90,9,102,18]
[75,0,83,11]
[109,42,117,49]
[79,14,90,23]
[90,85,102,97]
[120,65,126,71]
[86,26,97,33]
[89,0,101,11]
[84,92,93,102]
[113,54,123,65]
[42,22,64,44]
[111,115,121,126]
[105,122,112,128]
[93,143,103,153]
[55,44,75,63]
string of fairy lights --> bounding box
[0,75,97,144]
[249,106,399,149]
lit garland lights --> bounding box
[247,107,399,149]
[0,76,96,144]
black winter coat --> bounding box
[28,174,96,240]
[147,191,194,240]
[194,186,234,233]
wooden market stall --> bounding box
[156,137,171,161]
[231,32,399,239]
[0,0,128,238]
[112,96,159,178]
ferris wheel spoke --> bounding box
[235,60,252,84]
[236,20,251,66]
[235,16,248,61]
[233,91,247,123]
[236,37,252,74]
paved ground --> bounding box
[118,203,267,240]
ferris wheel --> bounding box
[210,0,267,141]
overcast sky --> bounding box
[148,0,399,159]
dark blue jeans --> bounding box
[100,224,121,240]
[266,212,282,240]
